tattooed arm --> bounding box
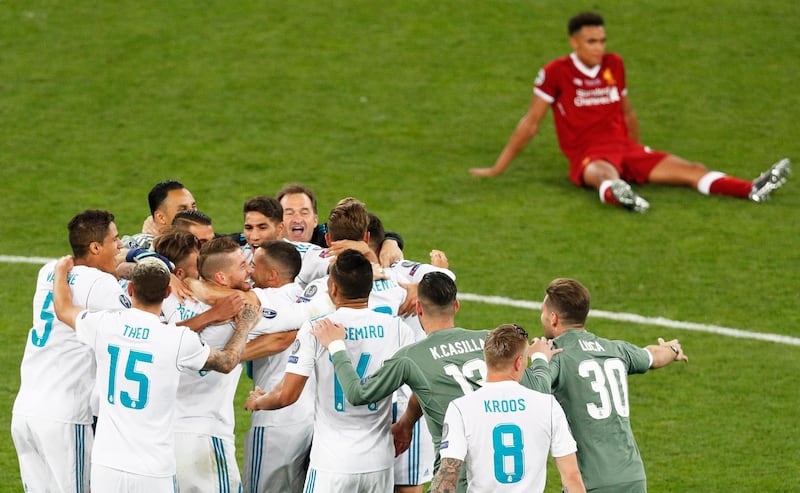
[428,457,463,493]
[202,301,259,373]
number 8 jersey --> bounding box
[549,329,652,491]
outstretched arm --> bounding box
[202,302,259,373]
[178,293,244,332]
[470,95,550,177]
[244,372,308,410]
[392,393,423,456]
[646,337,689,368]
[520,337,560,392]
[52,256,81,329]
[241,330,299,361]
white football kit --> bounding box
[163,293,243,493]
[75,308,210,491]
[287,307,416,491]
[288,240,330,288]
[439,380,577,493]
[12,262,130,493]
[244,283,315,493]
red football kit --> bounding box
[534,52,668,186]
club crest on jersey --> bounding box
[261,307,277,319]
[119,295,132,308]
[602,68,617,86]
[291,339,301,354]
[304,285,317,297]
[441,423,449,440]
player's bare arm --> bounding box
[397,282,418,317]
[185,277,259,307]
[245,372,308,410]
[378,238,403,267]
[470,94,550,177]
[392,394,423,456]
[428,457,463,493]
[646,337,689,368]
[241,329,299,361]
[621,95,640,143]
[178,293,244,333]
[202,302,258,373]
[326,239,378,264]
[554,453,587,493]
[52,255,81,329]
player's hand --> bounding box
[658,337,689,363]
[171,274,197,303]
[398,282,418,318]
[311,318,346,349]
[391,420,413,457]
[469,167,501,177]
[528,337,563,362]
[429,249,449,268]
[379,239,403,268]
[326,240,377,263]
[55,255,75,276]
[206,293,245,324]
[141,215,160,236]
[245,387,266,411]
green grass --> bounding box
[1,1,799,491]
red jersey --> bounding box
[534,53,631,163]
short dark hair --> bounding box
[568,12,604,35]
[244,196,283,223]
[327,197,368,242]
[154,230,201,267]
[545,278,591,326]
[131,258,171,305]
[367,213,385,254]
[276,183,318,214]
[484,324,529,371]
[418,271,458,316]
[148,180,185,217]
[259,240,302,280]
[329,249,373,299]
[197,236,240,281]
[172,209,212,228]
[68,210,115,258]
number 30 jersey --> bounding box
[549,329,652,490]
[76,308,210,477]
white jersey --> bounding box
[162,293,242,441]
[439,381,577,493]
[76,308,210,477]
[288,240,330,288]
[13,262,131,424]
[249,283,315,427]
[390,259,455,284]
[299,274,408,319]
[286,307,416,473]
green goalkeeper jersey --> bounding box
[550,329,652,490]
[330,327,551,465]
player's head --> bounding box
[326,197,369,243]
[252,240,301,288]
[328,249,372,301]
[130,257,171,306]
[172,209,215,244]
[277,183,318,243]
[197,236,252,290]
[154,230,201,281]
[541,278,590,338]
[367,213,385,256]
[484,324,530,378]
[417,271,459,322]
[568,12,606,68]
[68,209,122,275]
[148,180,196,227]
[243,196,285,247]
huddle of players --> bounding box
[12,179,688,493]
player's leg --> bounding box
[244,422,312,493]
[175,432,242,493]
[11,415,92,493]
[649,154,792,201]
[581,160,650,212]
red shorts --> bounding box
[568,142,669,186]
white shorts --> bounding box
[243,421,312,493]
[393,413,435,485]
[11,414,92,493]
[175,432,241,493]
[303,467,393,493]
[92,464,177,493]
